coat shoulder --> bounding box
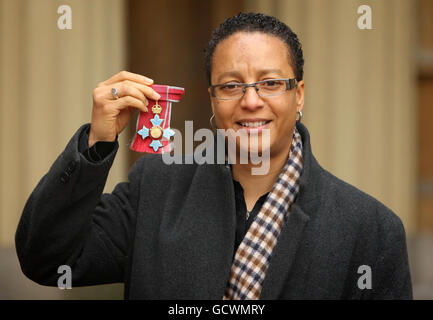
[318,167,405,235]
[128,154,229,191]
[130,154,198,178]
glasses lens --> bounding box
[214,83,243,99]
[257,80,286,96]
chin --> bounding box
[234,133,272,163]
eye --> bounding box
[263,80,282,87]
[220,83,241,90]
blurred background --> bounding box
[0,0,432,299]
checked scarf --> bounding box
[223,127,303,300]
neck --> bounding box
[232,143,292,211]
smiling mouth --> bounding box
[237,120,271,128]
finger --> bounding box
[107,83,149,106]
[108,80,161,101]
[121,80,161,100]
[110,95,149,113]
[101,70,154,86]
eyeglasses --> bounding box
[209,78,297,101]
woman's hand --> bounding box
[88,71,161,147]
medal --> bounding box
[131,84,185,153]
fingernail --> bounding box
[155,93,161,100]
[143,76,153,83]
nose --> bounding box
[240,86,264,111]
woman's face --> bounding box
[209,31,304,158]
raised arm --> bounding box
[15,71,160,287]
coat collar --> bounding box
[293,122,324,206]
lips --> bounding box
[236,119,271,132]
[237,119,271,128]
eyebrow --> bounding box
[216,69,284,83]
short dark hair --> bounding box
[204,12,304,85]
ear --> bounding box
[295,80,305,112]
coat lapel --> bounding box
[260,123,322,299]
[187,162,237,299]
[259,203,310,299]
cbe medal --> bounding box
[130,84,185,153]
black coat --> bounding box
[15,123,412,299]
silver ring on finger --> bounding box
[111,87,119,100]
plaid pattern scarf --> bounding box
[223,127,303,300]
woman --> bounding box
[16,13,412,299]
